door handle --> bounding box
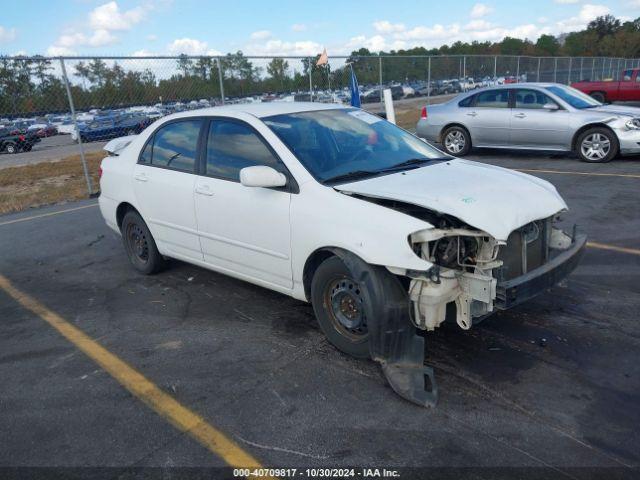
[466,111,478,117]
[134,173,148,182]
[195,185,214,196]
[514,113,526,118]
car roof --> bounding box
[476,82,560,90]
[165,102,346,120]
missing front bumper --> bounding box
[495,233,587,309]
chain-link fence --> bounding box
[1,54,639,195]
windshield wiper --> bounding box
[379,157,448,172]
[322,170,379,185]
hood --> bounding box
[587,104,640,118]
[335,159,567,241]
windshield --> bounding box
[263,108,447,184]
[544,85,602,109]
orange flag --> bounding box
[316,48,328,66]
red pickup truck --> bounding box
[571,68,640,103]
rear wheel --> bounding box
[576,127,618,163]
[441,126,471,156]
[590,91,606,103]
[121,210,166,275]
[5,143,17,154]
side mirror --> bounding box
[239,165,287,188]
[543,102,559,111]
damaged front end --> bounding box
[376,215,586,408]
[407,216,586,333]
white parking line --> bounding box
[516,168,640,179]
[0,203,99,227]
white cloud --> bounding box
[291,23,307,32]
[470,3,494,18]
[250,30,272,40]
[89,29,119,47]
[0,26,16,43]
[47,45,76,56]
[167,38,221,55]
[147,34,158,41]
[89,1,147,31]
[373,20,406,34]
[244,39,322,56]
[556,3,610,30]
[47,1,152,54]
[555,0,580,4]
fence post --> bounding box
[494,55,497,79]
[216,58,225,105]
[516,56,520,81]
[553,57,557,83]
[567,56,572,85]
[59,57,93,197]
[591,57,595,80]
[580,57,583,81]
[379,56,383,108]
[427,56,431,105]
[537,57,541,82]
[308,57,313,101]
[462,56,466,90]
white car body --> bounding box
[100,102,584,328]
[99,102,586,406]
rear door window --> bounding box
[475,90,509,108]
[140,119,202,173]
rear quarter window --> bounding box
[458,95,474,107]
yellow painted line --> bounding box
[516,168,640,179]
[0,203,99,227]
[0,273,270,474]
[587,241,640,256]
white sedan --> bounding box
[99,102,586,407]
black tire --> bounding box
[590,91,606,103]
[575,127,618,163]
[121,210,166,275]
[5,143,17,154]
[441,125,471,157]
[311,256,371,358]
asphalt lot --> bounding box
[1,152,639,478]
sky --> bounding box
[1,0,638,58]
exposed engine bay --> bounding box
[407,216,575,332]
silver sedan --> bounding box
[416,83,640,163]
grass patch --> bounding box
[0,152,103,215]
[395,108,421,131]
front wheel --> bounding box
[5,143,17,154]
[576,128,618,163]
[590,92,606,103]
[441,126,471,156]
[121,210,166,275]
[311,256,370,358]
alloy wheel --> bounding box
[445,131,465,154]
[581,133,611,161]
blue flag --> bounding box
[350,65,361,108]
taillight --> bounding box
[420,106,427,119]
[19,135,25,141]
